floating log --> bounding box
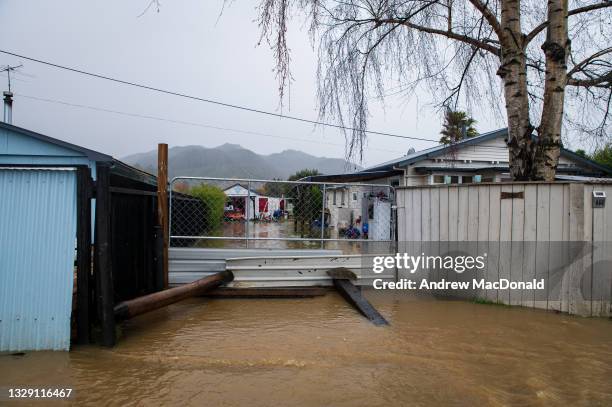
[202,287,330,298]
[114,270,234,320]
[327,268,388,326]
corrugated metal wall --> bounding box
[0,168,77,351]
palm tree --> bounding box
[439,110,478,145]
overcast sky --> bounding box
[0,0,505,167]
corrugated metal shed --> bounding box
[0,168,77,351]
[0,122,157,351]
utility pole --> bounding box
[1,64,22,124]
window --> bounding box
[433,175,445,184]
[341,190,345,205]
[432,173,491,185]
[333,190,337,205]
[352,193,357,201]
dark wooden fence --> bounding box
[110,188,162,302]
[92,164,163,347]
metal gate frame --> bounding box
[169,176,396,246]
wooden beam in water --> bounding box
[114,270,234,320]
[327,268,388,326]
[202,287,330,298]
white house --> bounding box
[307,128,610,238]
[325,184,392,240]
[223,183,284,220]
[310,128,611,188]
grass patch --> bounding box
[472,298,510,307]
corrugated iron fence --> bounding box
[0,167,77,351]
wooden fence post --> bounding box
[95,163,116,347]
[157,144,169,289]
[76,166,92,344]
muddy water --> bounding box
[2,292,611,406]
[192,221,385,253]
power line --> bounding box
[16,93,402,153]
[0,49,439,143]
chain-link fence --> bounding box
[169,177,395,251]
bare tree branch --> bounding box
[568,47,612,77]
[468,0,502,36]
[525,2,612,45]
[250,0,611,176]
[568,73,612,87]
[376,18,501,55]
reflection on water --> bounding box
[187,221,386,253]
[2,291,611,406]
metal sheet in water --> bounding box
[225,255,395,287]
[0,168,77,351]
[168,247,344,285]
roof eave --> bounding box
[0,122,114,162]
[363,128,509,172]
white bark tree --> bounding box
[256,0,612,180]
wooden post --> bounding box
[153,225,165,291]
[157,143,169,289]
[327,268,388,326]
[114,271,234,320]
[95,163,116,347]
[76,166,92,344]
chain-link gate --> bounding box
[169,177,395,252]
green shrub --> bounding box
[189,184,226,231]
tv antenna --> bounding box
[0,64,22,124]
[1,64,23,92]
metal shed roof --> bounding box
[0,121,113,162]
[0,122,157,186]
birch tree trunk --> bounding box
[498,0,534,180]
[533,0,569,181]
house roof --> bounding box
[0,122,157,186]
[223,183,260,195]
[0,121,113,162]
[306,170,403,183]
[362,128,508,172]
[362,127,611,175]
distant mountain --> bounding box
[122,143,360,179]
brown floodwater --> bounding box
[190,220,388,253]
[1,291,611,406]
